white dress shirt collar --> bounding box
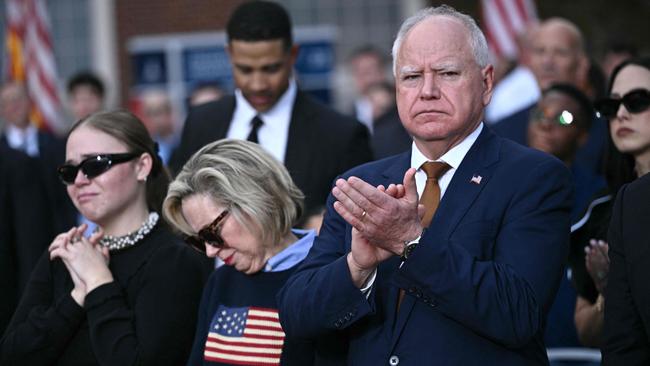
[228,79,297,163]
[5,123,40,157]
[410,122,483,198]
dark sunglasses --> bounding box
[531,107,576,127]
[57,153,140,185]
[595,89,650,119]
[185,210,229,252]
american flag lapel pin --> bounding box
[470,175,482,185]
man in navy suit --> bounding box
[278,5,573,365]
[171,1,372,213]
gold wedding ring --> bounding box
[361,210,367,220]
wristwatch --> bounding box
[401,233,422,261]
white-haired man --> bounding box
[278,5,573,365]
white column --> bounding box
[89,0,119,109]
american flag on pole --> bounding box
[480,0,538,60]
[204,306,285,366]
[4,0,65,135]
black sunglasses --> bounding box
[185,210,229,252]
[57,153,140,185]
[595,89,650,120]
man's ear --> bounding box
[288,44,299,66]
[482,64,495,106]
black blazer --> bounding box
[603,172,650,365]
[0,133,76,334]
[171,91,373,212]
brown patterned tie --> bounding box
[398,161,450,310]
[419,161,451,227]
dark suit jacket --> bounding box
[603,173,650,365]
[370,106,412,160]
[170,91,373,212]
[278,127,573,365]
[0,132,77,334]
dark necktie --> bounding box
[419,161,451,227]
[246,115,264,143]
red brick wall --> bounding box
[114,0,245,106]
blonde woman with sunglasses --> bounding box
[164,139,327,366]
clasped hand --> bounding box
[332,168,424,286]
[49,224,113,306]
[585,239,609,295]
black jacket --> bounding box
[170,91,373,212]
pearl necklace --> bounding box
[98,212,159,252]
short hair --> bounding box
[391,5,489,76]
[542,83,594,130]
[163,139,304,248]
[226,1,293,51]
[604,40,638,58]
[140,89,172,114]
[537,18,585,53]
[69,110,170,213]
[67,71,105,98]
[347,44,389,66]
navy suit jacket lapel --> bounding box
[380,150,411,185]
[433,127,500,237]
[390,127,501,346]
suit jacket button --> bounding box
[388,355,400,365]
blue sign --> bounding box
[131,52,167,85]
[130,29,336,105]
[183,47,233,90]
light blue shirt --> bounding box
[264,229,315,272]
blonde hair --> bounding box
[163,139,304,247]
